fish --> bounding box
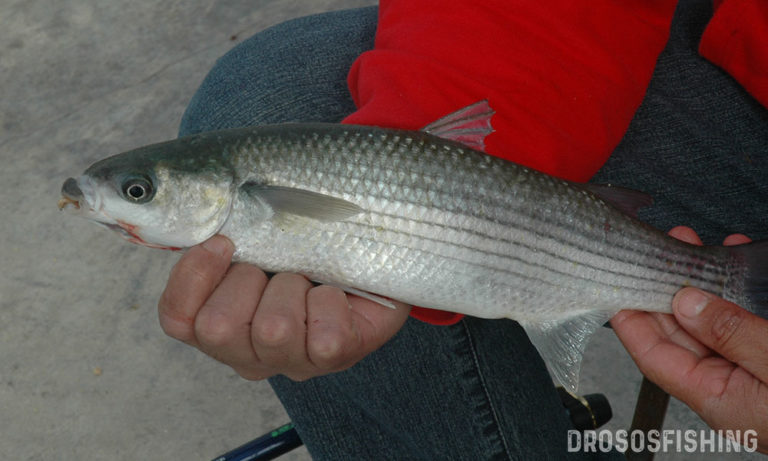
[59,101,768,391]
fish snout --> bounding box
[58,177,84,210]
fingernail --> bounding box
[202,236,233,257]
[676,288,710,318]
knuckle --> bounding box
[710,307,746,351]
[252,314,292,347]
[308,333,352,370]
[194,311,234,348]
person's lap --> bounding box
[178,2,767,459]
[593,1,768,244]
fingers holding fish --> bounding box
[305,285,365,372]
[667,231,768,382]
[611,227,734,390]
[304,284,411,373]
[673,288,768,385]
[666,225,703,245]
[613,228,768,452]
[340,293,412,356]
[193,263,268,372]
[157,236,409,381]
[611,308,712,396]
[158,235,235,346]
[244,274,410,380]
[722,233,751,246]
[251,273,314,381]
[611,226,712,375]
[669,289,768,451]
[615,308,711,360]
[250,280,396,380]
[664,227,766,376]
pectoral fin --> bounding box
[519,310,616,393]
[240,183,363,222]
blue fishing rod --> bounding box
[211,422,302,461]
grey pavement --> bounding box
[1,1,762,460]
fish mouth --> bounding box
[59,177,83,210]
[59,177,86,211]
[58,176,129,229]
[57,196,80,210]
[56,197,80,210]
[58,176,101,215]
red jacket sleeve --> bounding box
[699,0,768,108]
[342,0,677,325]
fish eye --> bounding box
[120,175,155,203]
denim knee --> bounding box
[179,7,377,137]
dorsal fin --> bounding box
[422,100,495,152]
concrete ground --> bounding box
[1,1,761,460]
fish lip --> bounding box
[59,177,82,210]
[59,176,100,214]
[57,196,80,210]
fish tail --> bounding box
[726,239,768,319]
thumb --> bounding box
[673,287,768,382]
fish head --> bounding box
[59,143,235,251]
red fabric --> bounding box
[341,0,678,325]
[699,0,768,108]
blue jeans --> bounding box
[179,3,767,460]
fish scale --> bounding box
[223,126,722,325]
[60,101,768,391]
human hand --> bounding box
[157,235,411,381]
[611,226,767,453]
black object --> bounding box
[557,387,613,431]
[625,377,670,461]
[211,422,302,461]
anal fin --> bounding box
[520,310,616,393]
